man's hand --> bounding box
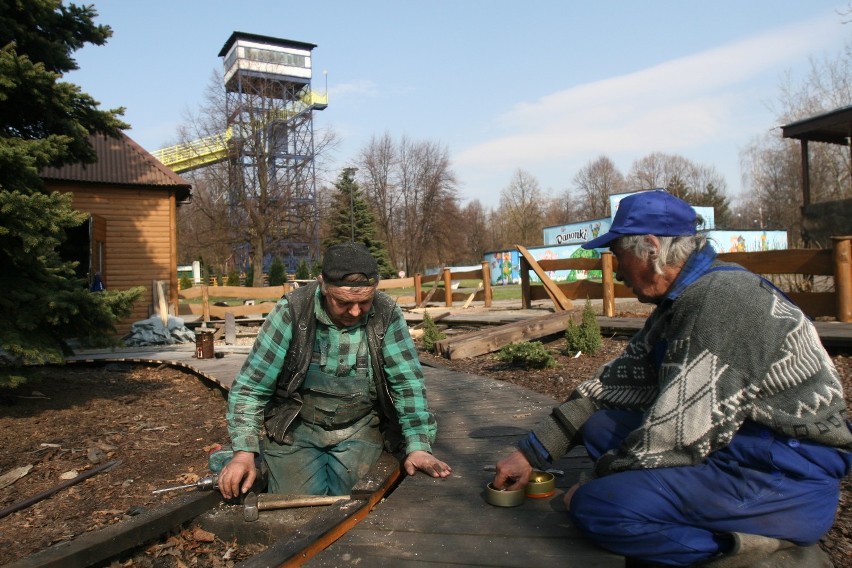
[403,450,452,478]
[217,451,256,499]
[493,450,532,491]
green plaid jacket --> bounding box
[227,285,437,455]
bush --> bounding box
[565,298,602,355]
[268,257,286,286]
[295,260,311,280]
[179,275,193,290]
[421,311,446,353]
[227,271,241,286]
[496,341,557,369]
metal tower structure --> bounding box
[218,31,327,273]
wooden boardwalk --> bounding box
[306,363,623,567]
[65,346,623,567]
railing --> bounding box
[151,129,234,173]
[178,284,290,322]
[518,236,852,322]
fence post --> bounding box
[481,261,492,307]
[201,284,211,324]
[414,273,423,307]
[520,254,531,309]
[832,236,852,322]
[443,267,453,307]
[601,252,615,317]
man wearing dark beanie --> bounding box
[493,190,851,567]
[220,242,451,497]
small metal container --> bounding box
[525,470,556,498]
[485,482,525,507]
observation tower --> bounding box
[218,31,327,271]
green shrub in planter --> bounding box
[421,311,446,353]
[565,298,602,355]
[496,341,557,369]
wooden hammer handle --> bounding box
[257,494,350,510]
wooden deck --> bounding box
[305,363,623,567]
[64,346,623,567]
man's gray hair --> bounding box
[616,234,708,274]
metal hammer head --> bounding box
[243,491,259,522]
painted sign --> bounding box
[543,218,611,246]
[709,230,787,253]
[484,250,521,285]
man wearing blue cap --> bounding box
[493,190,851,566]
[219,242,451,499]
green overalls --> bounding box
[263,283,401,496]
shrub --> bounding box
[496,341,557,369]
[227,271,241,286]
[421,311,446,353]
[565,298,602,355]
[179,275,193,290]
[295,260,311,280]
[268,257,287,286]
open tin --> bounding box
[524,470,556,498]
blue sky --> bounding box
[67,1,851,208]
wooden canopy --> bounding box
[781,105,852,207]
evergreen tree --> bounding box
[323,167,395,278]
[0,1,139,384]
[267,257,287,286]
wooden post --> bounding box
[201,284,211,324]
[601,252,615,317]
[832,236,852,322]
[520,254,531,309]
[481,261,492,307]
[443,268,453,307]
[414,273,423,307]
[225,312,236,345]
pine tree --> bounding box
[0,1,140,385]
[267,257,287,286]
[323,167,395,278]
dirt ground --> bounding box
[0,325,850,567]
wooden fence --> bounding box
[176,261,494,324]
[518,236,852,322]
[178,284,290,322]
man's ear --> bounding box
[645,235,661,260]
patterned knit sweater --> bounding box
[530,252,852,477]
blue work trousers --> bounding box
[569,410,851,566]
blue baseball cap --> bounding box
[582,190,697,250]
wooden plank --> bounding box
[515,245,573,311]
[462,283,484,308]
[435,310,579,360]
[3,491,222,568]
[718,248,834,275]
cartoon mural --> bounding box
[485,250,520,285]
[711,230,787,252]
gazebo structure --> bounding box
[781,105,852,247]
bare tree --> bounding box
[573,156,626,219]
[498,169,547,247]
[357,132,401,265]
[455,199,491,264]
[626,152,696,198]
[176,72,338,285]
[740,134,802,238]
[357,134,459,274]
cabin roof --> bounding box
[41,132,192,202]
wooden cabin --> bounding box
[41,132,192,335]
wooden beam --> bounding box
[515,245,573,311]
[435,310,580,360]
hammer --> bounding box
[243,491,351,522]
